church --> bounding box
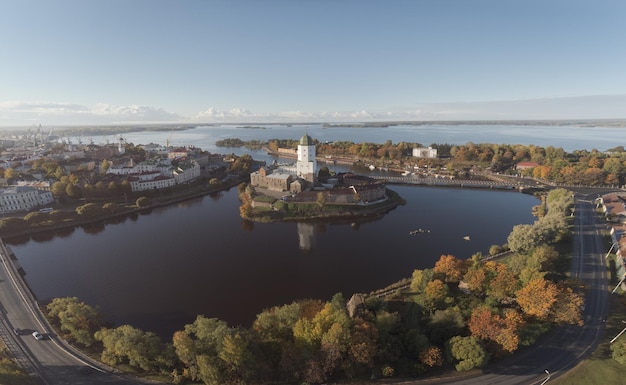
[250,134,317,193]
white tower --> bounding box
[296,134,317,183]
[118,136,126,155]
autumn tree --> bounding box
[515,278,558,320]
[419,346,444,368]
[468,306,523,354]
[433,254,467,282]
[550,284,584,326]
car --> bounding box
[32,331,44,340]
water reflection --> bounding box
[297,223,315,251]
[82,222,106,235]
[241,220,254,232]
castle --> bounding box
[249,134,388,206]
[250,134,317,193]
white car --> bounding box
[32,331,44,340]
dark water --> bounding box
[8,185,538,338]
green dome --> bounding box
[299,134,313,146]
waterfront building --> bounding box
[0,185,54,214]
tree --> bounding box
[4,167,18,180]
[136,196,150,207]
[66,183,83,198]
[47,297,100,347]
[24,211,49,226]
[95,325,173,372]
[51,181,68,197]
[433,254,467,282]
[100,159,111,174]
[550,284,584,326]
[515,278,558,320]
[446,336,489,371]
[611,337,626,366]
[419,346,444,368]
[423,279,449,311]
[468,306,522,354]
[410,268,434,293]
[76,203,104,217]
[316,191,326,210]
[103,202,120,215]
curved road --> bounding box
[0,241,149,385]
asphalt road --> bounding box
[0,242,151,385]
[433,197,610,385]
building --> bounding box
[515,162,540,171]
[412,146,438,159]
[296,134,317,183]
[0,186,54,214]
[250,166,294,192]
[128,173,176,191]
[250,133,317,192]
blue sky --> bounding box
[1,0,625,126]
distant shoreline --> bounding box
[1,118,625,135]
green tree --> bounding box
[611,336,626,366]
[47,297,100,347]
[410,268,434,293]
[95,325,174,372]
[446,336,489,371]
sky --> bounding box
[1,0,626,126]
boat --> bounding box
[409,228,430,235]
[463,235,471,240]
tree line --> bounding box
[43,188,591,384]
[219,137,626,186]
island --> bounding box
[239,134,405,222]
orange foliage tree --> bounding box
[515,278,558,320]
[468,306,523,353]
[433,254,467,283]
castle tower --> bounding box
[296,134,317,183]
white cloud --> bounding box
[2,94,625,127]
[0,101,182,126]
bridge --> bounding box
[370,174,536,191]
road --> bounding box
[435,197,609,385]
[0,241,150,385]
